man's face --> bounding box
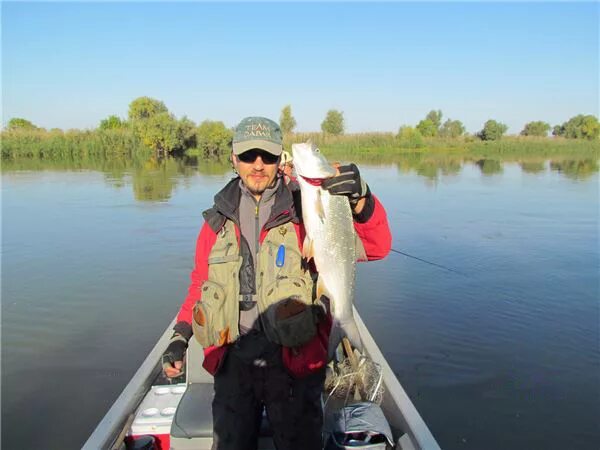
[233,149,280,198]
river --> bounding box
[2,155,598,449]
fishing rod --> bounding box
[390,248,467,276]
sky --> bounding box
[2,1,598,134]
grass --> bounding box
[3,129,598,173]
[1,128,151,160]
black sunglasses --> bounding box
[237,149,280,165]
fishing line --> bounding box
[390,248,467,276]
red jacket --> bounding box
[176,180,391,377]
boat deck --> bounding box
[84,309,441,450]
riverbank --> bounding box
[3,129,598,163]
[290,132,599,159]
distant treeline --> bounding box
[3,97,599,160]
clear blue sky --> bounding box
[3,1,598,134]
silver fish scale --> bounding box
[299,180,357,331]
[292,141,363,354]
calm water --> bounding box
[2,156,599,449]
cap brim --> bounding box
[233,140,283,156]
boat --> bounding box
[84,308,441,449]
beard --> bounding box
[243,172,277,196]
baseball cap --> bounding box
[232,117,283,156]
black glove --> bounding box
[321,163,370,207]
[162,334,187,376]
[321,163,375,223]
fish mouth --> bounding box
[299,175,326,186]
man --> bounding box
[163,116,391,450]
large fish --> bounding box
[292,142,364,358]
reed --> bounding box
[1,128,151,160]
[3,129,597,165]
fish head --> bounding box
[292,142,337,183]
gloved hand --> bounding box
[162,334,187,378]
[321,163,370,208]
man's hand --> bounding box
[162,336,187,378]
[321,163,370,214]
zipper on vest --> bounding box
[254,202,260,256]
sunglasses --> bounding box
[237,150,280,165]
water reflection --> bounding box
[550,159,599,180]
[520,161,546,174]
[2,153,598,200]
[131,157,179,201]
[475,159,503,176]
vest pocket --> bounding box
[192,301,210,347]
[261,276,317,348]
[192,280,231,347]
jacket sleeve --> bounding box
[353,194,392,261]
[176,222,216,328]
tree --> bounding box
[416,119,437,137]
[279,105,296,135]
[99,115,124,130]
[520,121,550,137]
[179,116,197,149]
[397,126,424,148]
[128,97,168,121]
[426,110,443,130]
[126,97,194,154]
[560,114,600,140]
[439,119,465,138]
[579,115,600,140]
[195,120,233,158]
[552,124,563,137]
[478,120,508,141]
[7,118,37,130]
[137,112,189,154]
[321,109,344,135]
[415,110,443,137]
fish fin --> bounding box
[316,190,325,223]
[316,276,330,302]
[354,231,367,262]
[302,236,314,262]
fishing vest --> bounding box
[192,219,320,349]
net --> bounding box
[324,350,384,407]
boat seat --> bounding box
[170,338,275,450]
[171,383,214,439]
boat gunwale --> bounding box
[84,311,441,449]
[354,307,441,449]
[82,318,176,450]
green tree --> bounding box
[178,116,197,149]
[397,126,424,148]
[279,105,297,135]
[137,112,188,154]
[128,97,168,121]
[520,121,550,137]
[478,120,508,141]
[321,109,344,135]
[552,124,564,137]
[416,119,437,137]
[195,120,233,158]
[560,114,600,140]
[99,115,125,130]
[7,118,37,130]
[439,119,465,138]
[426,110,443,130]
[580,116,600,140]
